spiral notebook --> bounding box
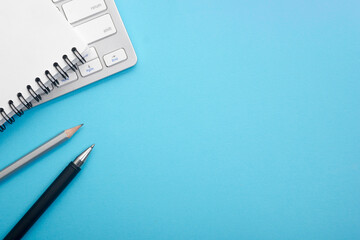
[0,0,88,132]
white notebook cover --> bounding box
[0,0,88,125]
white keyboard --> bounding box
[35,0,137,105]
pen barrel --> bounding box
[4,162,80,240]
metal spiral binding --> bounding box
[45,70,59,87]
[53,62,69,80]
[35,78,50,94]
[27,85,42,102]
[9,100,24,117]
[0,108,15,124]
[0,47,86,133]
[17,93,33,109]
[0,124,5,132]
[63,55,78,72]
[72,47,86,64]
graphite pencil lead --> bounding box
[65,124,83,138]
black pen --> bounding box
[4,145,95,240]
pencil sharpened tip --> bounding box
[91,144,95,148]
[65,124,83,138]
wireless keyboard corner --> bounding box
[36,0,137,105]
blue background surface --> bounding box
[1,0,360,239]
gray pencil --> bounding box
[0,124,83,181]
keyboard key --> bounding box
[63,0,107,24]
[74,14,116,44]
[103,48,127,67]
[81,47,99,63]
[59,70,78,86]
[79,58,103,77]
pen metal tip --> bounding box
[65,124,84,138]
[73,145,94,168]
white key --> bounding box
[74,14,116,44]
[103,48,127,67]
[59,70,78,86]
[79,58,103,77]
[81,47,98,64]
[63,0,107,24]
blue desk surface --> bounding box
[1,0,360,239]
